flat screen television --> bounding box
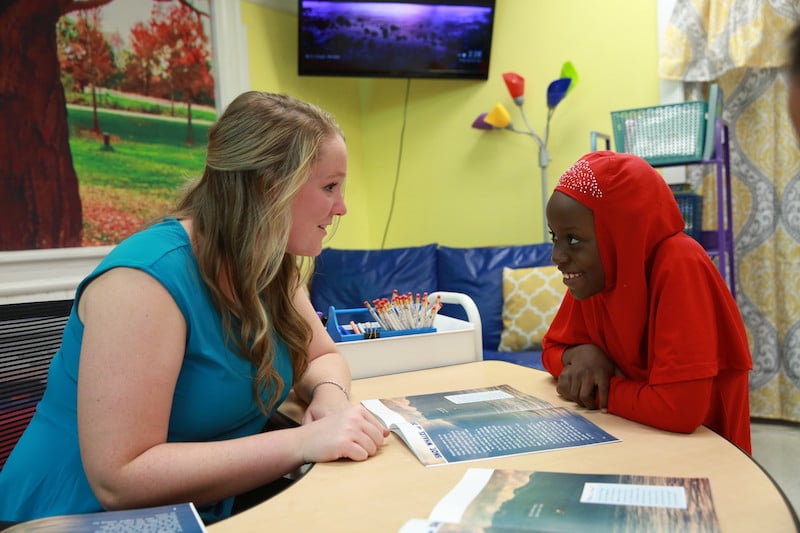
[298,0,496,80]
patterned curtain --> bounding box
[659,0,800,422]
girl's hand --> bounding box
[557,344,618,410]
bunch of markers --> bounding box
[364,290,442,331]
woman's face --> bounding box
[287,134,348,257]
[546,191,605,300]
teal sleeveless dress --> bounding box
[0,219,293,523]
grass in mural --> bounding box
[68,111,210,245]
[68,91,217,123]
[69,135,206,191]
[68,106,213,146]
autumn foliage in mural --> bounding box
[0,0,214,251]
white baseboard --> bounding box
[0,246,112,304]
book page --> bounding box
[429,468,494,523]
[414,407,618,466]
[425,469,720,533]
[364,385,555,424]
[5,503,207,533]
[362,385,619,466]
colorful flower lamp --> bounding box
[472,61,578,241]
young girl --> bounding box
[542,151,752,453]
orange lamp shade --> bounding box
[483,103,511,128]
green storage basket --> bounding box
[611,101,707,165]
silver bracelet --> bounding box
[310,380,350,401]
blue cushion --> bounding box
[483,349,545,371]
[436,243,553,351]
[309,244,438,316]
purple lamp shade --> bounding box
[471,112,495,130]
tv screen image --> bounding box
[298,0,496,79]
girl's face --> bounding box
[546,191,605,300]
[287,134,347,257]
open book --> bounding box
[361,385,619,466]
[400,468,721,532]
[4,502,206,533]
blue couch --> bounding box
[309,242,554,370]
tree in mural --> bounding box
[122,20,162,97]
[0,0,209,251]
[59,8,116,134]
[154,3,213,146]
[123,2,213,145]
[0,0,100,251]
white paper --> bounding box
[443,390,513,404]
[580,482,687,509]
[428,468,494,523]
[361,399,404,427]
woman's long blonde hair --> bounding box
[170,91,343,413]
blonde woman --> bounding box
[0,92,388,524]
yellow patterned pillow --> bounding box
[498,265,565,352]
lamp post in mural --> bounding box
[472,62,578,242]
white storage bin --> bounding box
[337,314,479,379]
[335,291,483,379]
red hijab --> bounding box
[543,151,750,383]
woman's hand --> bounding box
[301,382,351,424]
[557,344,620,410]
[297,405,389,463]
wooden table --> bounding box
[210,361,799,532]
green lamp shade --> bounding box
[560,61,579,94]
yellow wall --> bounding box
[241,0,661,249]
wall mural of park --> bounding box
[0,0,215,251]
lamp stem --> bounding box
[507,102,554,242]
[516,103,544,147]
[543,108,555,147]
[539,145,550,242]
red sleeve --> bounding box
[608,376,713,433]
[542,342,566,377]
[542,294,589,379]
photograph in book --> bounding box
[4,502,207,533]
[400,468,720,533]
[362,385,619,466]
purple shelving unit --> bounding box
[590,116,736,299]
[652,118,736,299]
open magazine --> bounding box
[361,384,619,466]
[400,468,721,532]
[4,502,206,533]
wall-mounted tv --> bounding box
[298,0,496,80]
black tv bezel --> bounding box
[297,0,497,80]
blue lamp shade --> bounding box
[546,78,572,109]
[471,112,495,130]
